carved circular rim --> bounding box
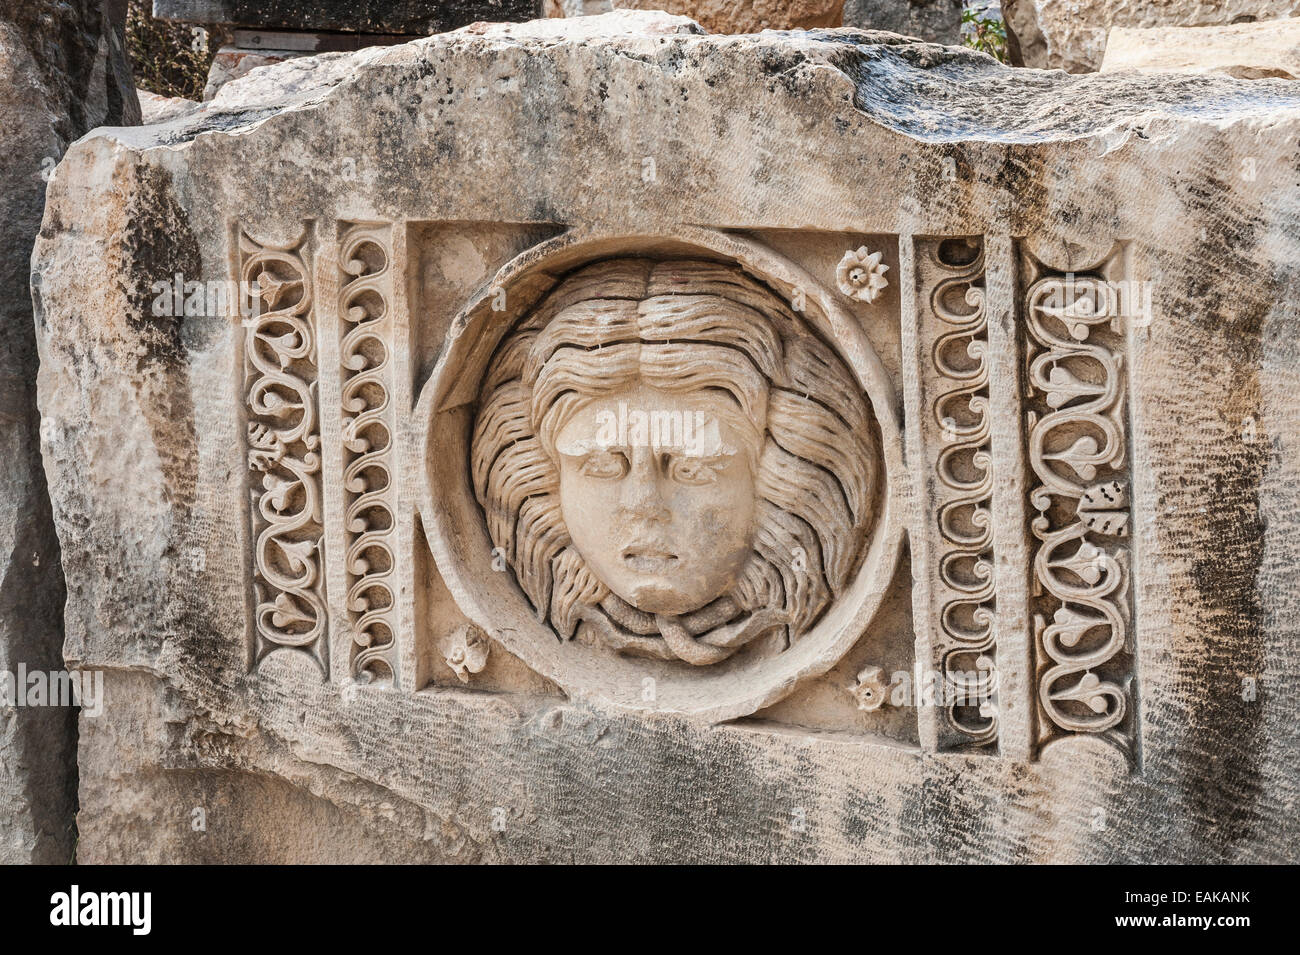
[415,226,905,722]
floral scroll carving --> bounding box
[339,224,399,684]
[240,226,327,672]
[1023,247,1135,755]
[923,238,998,747]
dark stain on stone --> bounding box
[1166,135,1269,858]
[838,771,895,856]
[117,161,200,515]
[900,770,948,862]
[518,709,819,863]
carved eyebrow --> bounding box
[665,449,736,460]
[555,439,628,457]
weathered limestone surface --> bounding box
[0,0,138,864]
[33,12,1300,862]
[843,0,961,43]
[1005,0,1300,72]
[545,0,963,39]
[139,89,202,123]
[202,48,305,101]
[1101,17,1300,78]
[544,0,844,32]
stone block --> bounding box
[32,11,1300,863]
[843,0,961,43]
[1101,16,1300,79]
[1004,0,1300,72]
[0,0,137,864]
[152,0,543,34]
[543,0,844,32]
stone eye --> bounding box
[669,456,719,486]
[581,449,628,479]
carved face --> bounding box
[554,384,759,615]
[470,257,878,666]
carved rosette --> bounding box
[922,238,998,746]
[240,226,328,672]
[1022,248,1135,755]
[338,224,399,684]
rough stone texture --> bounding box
[1004,0,1300,72]
[139,89,202,122]
[543,0,844,32]
[1101,17,1300,78]
[0,0,138,864]
[153,0,542,33]
[842,0,961,43]
[202,46,306,100]
[33,11,1300,862]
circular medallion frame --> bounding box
[415,226,905,722]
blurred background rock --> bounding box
[125,0,217,99]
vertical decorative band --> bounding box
[918,237,998,748]
[338,224,399,685]
[1022,244,1136,758]
[239,225,328,673]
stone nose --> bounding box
[618,445,671,523]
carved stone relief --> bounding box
[837,246,890,304]
[470,256,879,666]
[338,223,400,685]
[232,218,1139,756]
[418,229,907,721]
[240,225,328,673]
[445,624,491,683]
[1021,243,1137,759]
[913,236,999,750]
[912,234,1140,761]
[35,17,1298,863]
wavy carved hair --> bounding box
[471,257,878,650]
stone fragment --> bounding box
[202,46,307,100]
[153,0,543,34]
[1101,16,1300,78]
[842,0,961,43]
[543,0,844,32]
[138,89,202,122]
[157,1,546,100]
[463,8,702,37]
[1004,0,1300,72]
[0,0,138,864]
[32,11,1300,863]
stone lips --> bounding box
[416,226,906,721]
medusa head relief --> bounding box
[469,257,882,668]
